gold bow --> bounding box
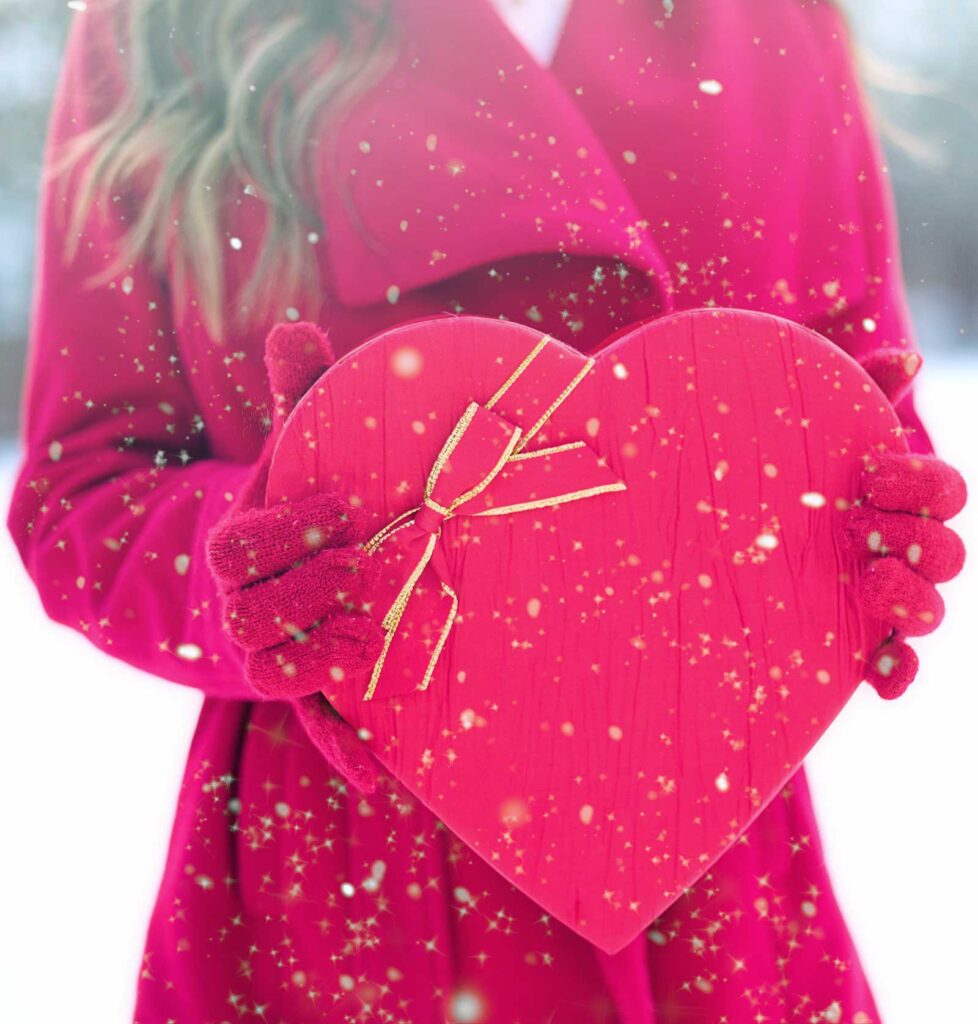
[362,336,626,701]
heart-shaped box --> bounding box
[267,308,904,953]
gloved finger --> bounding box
[207,491,365,589]
[845,506,966,583]
[858,348,922,407]
[224,545,379,652]
[264,320,335,427]
[866,636,919,700]
[245,612,385,700]
[294,693,380,794]
[860,556,945,637]
[862,452,967,522]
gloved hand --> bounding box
[206,321,385,791]
[844,348,967,699]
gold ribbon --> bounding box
[362,337,625,701]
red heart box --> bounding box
[267,309,904,953]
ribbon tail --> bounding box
[364,530,440,701]
[459,440,627,519]
[475,480,626,517]
[420,582,459,692]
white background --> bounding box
[0,361,975,1024]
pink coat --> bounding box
[10,1,926,1020]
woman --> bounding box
[8,1,965,1021]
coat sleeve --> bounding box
[803,2,933,456]
[7,4,254,700]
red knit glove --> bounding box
[844,349,967,699]
[206,321,385,792]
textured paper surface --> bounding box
[267,309,905,952]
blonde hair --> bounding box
[55,0,396,339]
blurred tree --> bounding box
[849,0,978,355]
[0,0,70,434]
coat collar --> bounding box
[314,0,675,312]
